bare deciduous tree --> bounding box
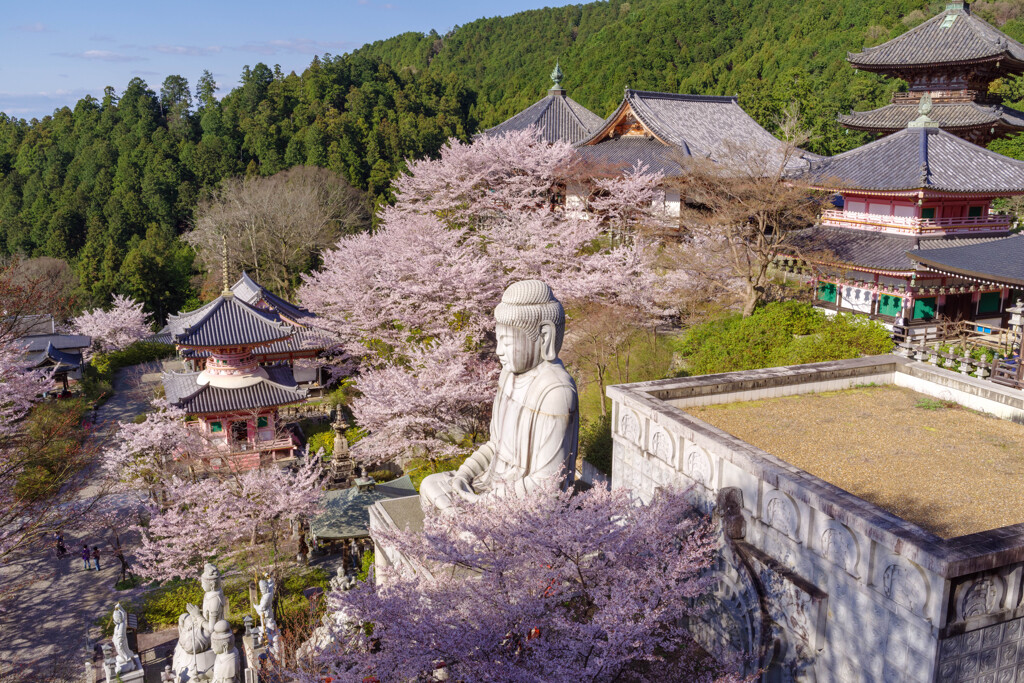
[187,166,370,297]
[672,105,825,316]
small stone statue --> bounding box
[172,603,216,681]
[160,664,175,683]
[253,578,278,643]
[421,280,579,511]
[111,603,138,672]
[211,619,240,683]
[201,563,227,633]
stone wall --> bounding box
[606,356,1024,682]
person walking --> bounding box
[54,533,67,558]
[92,546,101,571]
[81,543,91,570]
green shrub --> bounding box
[357,550,374,582]
[407,455,466,491]
[580,413,613,475]
[673,302,893,376]
[306,428,335,458]
[368,469,398,483]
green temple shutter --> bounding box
[913,297,937,320]
[921,208,936,219]
[968,206,983,217]
[978,292,1001,315]
[257,416,269,428]
[879,294,903,317]
[817,282,837,303]
[210,421,223,432]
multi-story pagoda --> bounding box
[160,289,308,471]
[840,1,1024,144]
[788,103,1024,329]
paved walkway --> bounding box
[0,365,156,681]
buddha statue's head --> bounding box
[494,280,565,374]
[211,620,233,655]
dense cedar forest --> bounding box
[4,0,1024,319]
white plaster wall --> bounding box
[840,285,873,314]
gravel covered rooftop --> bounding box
[687,385,1024,538]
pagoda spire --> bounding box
[221,234,233,297]
[549,60,565,97]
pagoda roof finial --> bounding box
[221,234,233,297]
[908,92,941,128]
[550,60,563,88]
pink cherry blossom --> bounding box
[70,294,151,356]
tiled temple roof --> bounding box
[231,272,316,323]
[805,125,1024,193]
[24,342,81,371]
[908,233,1024,286]
[159,295,294,348]
[16,334,91,352]
[482,90,605,144]
[163,364,307,414]
[787,226,1005,271]
[839,101,1024,133]
[574,136,685,176]
[848,3,1024,71]
[577,90,817,174]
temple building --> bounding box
[787,103,1024,330]
[478,63,604,144]
[159,288,312,471]
[839,1,1024,144]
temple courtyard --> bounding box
[688,384,1024,538]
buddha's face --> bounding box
[495,322,556,374]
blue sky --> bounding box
[1,0,575,120]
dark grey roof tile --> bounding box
[481,90,605,145]
[839,101,1024,132]
[788,225,1007,270]
[162,367,307,413]
[909,233,1024,285]
[849,6,1024,69]
[160,295,293,348]
[805,126,1024,192]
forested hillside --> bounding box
[4,0,1024,318]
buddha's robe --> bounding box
[421,359,578,511]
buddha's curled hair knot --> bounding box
[494,280,565,347]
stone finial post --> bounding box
[1008,299,1024,355]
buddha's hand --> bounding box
[451,474,480,503]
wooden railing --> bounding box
[821,209,1012,232]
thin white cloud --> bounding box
[152,44,223,56]
[233,38,355,56]
[16,22,50,33]
[55,50,146,63]
[90,34,114,42]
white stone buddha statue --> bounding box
[421,280,579,512]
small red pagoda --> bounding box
[788,102,1024,331]
[160,289,308,471]
[840,1,1024,144]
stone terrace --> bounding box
[606,356,1024,682]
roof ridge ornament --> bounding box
[550,60,563,88]
[908,92,941,128]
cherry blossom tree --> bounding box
[299,477,743,683]
[299,129,676,464]
[70,294,151,355]
[102,399,210,491]
[131,455,323,581]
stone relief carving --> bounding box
[619,411,641,445]
[762,490,800,541]
[683,445,714,487]
[649,426,675,465]
[819,522,859,577]
[955,575,1007,622]
[881,561,928,614]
